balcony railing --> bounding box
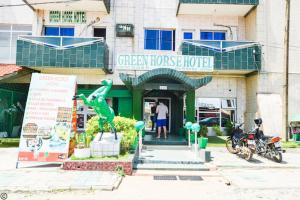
[16,36,109,70]
[181,40,261,72]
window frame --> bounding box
[44,26,75,36]
[200,30,227,41]
[144,29,175,51]
[195,97,237,128]
[183,31,193,40]
[0,24,32,63]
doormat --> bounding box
[153,175,177,181]
[178,175,203,181]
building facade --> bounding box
[0,0,299,139]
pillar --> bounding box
[186,90,195,123]
[132,89,143,120]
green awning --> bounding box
[119,68,212,90]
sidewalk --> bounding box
[0,148,122,192]
[207,147,300,169]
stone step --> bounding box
[133,169,219,176]
[143,140,187,145]
[143,145,191,150]
[133,163,209,171]
[137,159,203,165]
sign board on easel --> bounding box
[17,73,76,164]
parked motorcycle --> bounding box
[226,123,256,161]
[252,118,283,163]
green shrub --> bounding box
[200,125,208,137]
[225,120,234,136]
[85,116,137,154]
[75,132,93,148]
[213,125,223,136]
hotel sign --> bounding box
[116,54,214,72]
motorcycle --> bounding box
[253,118,283,163]
[226,123,256,161]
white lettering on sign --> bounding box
[116,54,214,72]
[159,86,168,90]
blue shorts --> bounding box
[156,119,167,127]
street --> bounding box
[1,147,300,200]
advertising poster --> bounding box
[18,73,76,162]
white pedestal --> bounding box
[91,132,122,157]
[74,148,91,158]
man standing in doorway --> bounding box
[156,101,168,139]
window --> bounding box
[94,28,106,40]
[76,98,114,132]
[144,29,175,51]
[0,24,32,63]
[44,26,74,36]
[195,98,236,128]
[183,32,193,40]
[200,31,226,40]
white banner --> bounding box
[116,54,214,72]
[18,73,76,162]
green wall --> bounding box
[77,88,133,118]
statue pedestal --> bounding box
[91,132,122,157]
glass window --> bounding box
[44,26,74,36]
[144,29,174,51]
[196,98,236,128]
[45,27,59,36]
[183,32,193,40]
[200,31,226,40]
[200,32,213,40]
[60,27,74,36]
[214,32,226,40]
[0,24,32,63]
[160,30,172,50]
[145,29,159,50]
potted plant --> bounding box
[198,125,208,149]
[74,132,93,159]
[212,125,223,136]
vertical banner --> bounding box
[18,73,76,162]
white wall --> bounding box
[0,0,33,24]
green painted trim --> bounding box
[186,90,195,123]
[132,89,143,120]
[120,68,212,90]
[77,89,132,98]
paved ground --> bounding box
[0,148,121,192]
[208,147,300,169]
[1,147,300,200]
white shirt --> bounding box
[156,103,168,120]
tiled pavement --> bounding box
[0,148,122,192]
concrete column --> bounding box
[186,90,195,123]
[132,89,143,120]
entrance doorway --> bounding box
[143,97,171,133]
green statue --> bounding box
[74,79,117,140]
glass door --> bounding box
[143,97,171,132]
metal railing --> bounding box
[18,35,105,50]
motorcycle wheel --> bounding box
[226,138,238,154]
[273,151,282,163]
[243,147,253,161]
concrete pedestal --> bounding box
[199,150,211,162]
[91,132,122,157]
